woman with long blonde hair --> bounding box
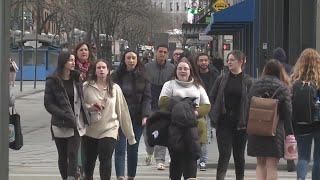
[291,48,320,180]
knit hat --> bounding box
[272,47,287,63]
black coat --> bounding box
[247,75,293,157]
[167,97,201,160]
[146,111,171,147]
[112,70,151,125]
[209,72,253,129]
[44,75,89,128]
[199,67,219,95]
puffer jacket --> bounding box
[209,72,253,129]
[112,70,151,125]
[44,75,89,128]
[248,75,293,135]
[167,97,201,160]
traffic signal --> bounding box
[188,0,199,14]
[223,43,231,50]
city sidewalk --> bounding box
[11,80,45,99]
[137,132,291,171]
[204,132,291,170]
[10,80,293,171]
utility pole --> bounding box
[34,0,39,89]
[0,0,10,179]
[20,0,25,92]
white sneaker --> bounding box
[156,162,165,170]
[145,154,152,166]
[199,162,207,171]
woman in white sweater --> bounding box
[159,57,211,180]
[83,59,136,180]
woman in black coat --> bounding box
[209,50,252,180]
[112,50,151,180]
[44,51,89,180]
[247,59,294,180]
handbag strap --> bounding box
[271,87,282,99]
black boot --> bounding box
[287,160,296,172]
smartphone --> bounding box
[93,103,102,110]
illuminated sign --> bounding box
[212,0,229,12]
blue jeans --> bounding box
[199,116,212,163]
[296,132,320,180]
[114,121,143,178]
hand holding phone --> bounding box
[93,102,104,111]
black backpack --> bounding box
[292,80,319,124]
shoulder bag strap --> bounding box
[271,87,282,99]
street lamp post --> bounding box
[1,0,10,178]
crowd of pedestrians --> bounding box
[42,41,320,180]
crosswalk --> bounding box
[9,165,310,180]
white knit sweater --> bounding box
[159,79,210,105]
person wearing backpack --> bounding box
[247,59,294,180]
[291,48,320,180]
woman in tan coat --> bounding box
[82,59,136,180]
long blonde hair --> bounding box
[291,48,320,88]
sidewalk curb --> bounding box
[15,89,45,99]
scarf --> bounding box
[76,60,90,80]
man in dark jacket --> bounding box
[144,44,175,169]
[195,53,219,171]
[272,47,293,75]
[272,47,296,172]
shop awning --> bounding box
[206,0,255,34]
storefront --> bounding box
[206,0,318,77]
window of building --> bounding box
[184,2,187,11]
[154,2,156,8]
[176,2,179,11]
[160,2,163,11]
[170,2,173,11]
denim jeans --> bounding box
[142,127,154,155]
[114,121,143,177]
[296,132,320,180]
[199,116,212,163]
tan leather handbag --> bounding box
[247,87,281,136]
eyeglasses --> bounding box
[174,53,182,56]
[177,67,190,71]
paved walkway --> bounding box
[11,80,45,98]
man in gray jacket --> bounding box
[144,44,175,170]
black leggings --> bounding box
[168,149,197,180]
[54,130,80,179]
[216,126,247,180]
[82,136,116,180]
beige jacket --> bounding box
[83,82,136,145]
